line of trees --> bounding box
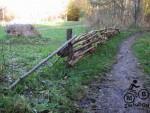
[84,0,150,28]
[0,0,149,28]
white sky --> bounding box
[0,0,69,19]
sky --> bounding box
[0,0,69,19]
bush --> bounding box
[144,13,150,27]
[0,95,32,113]
[67,1,80,21]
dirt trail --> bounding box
[79,33,150,113]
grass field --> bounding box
[133,32,150,74]
[0,21,87,81]
[0,21,135,113]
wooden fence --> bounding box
[57,28,120,66]
[9,27,119,89]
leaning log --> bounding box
[9,35,77,89]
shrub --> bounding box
[0,95,32,113]
[67,1,80,21]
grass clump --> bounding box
[0,94,32,113]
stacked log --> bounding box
[57,28,120,66]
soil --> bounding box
[79,33,150,113]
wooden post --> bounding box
[67,29,72,40]
[66,28,73,67]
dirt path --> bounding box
[79,33,150,113]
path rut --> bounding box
[79,33,150,113]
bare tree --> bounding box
[86,0,149,29]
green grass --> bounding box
[0,26,6,40]
[0,21,86,113]
[35,21,86,40]
[0,21,86,80]
[0,22,135,113]
[2,31,133,113]
[133,32,150,74]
